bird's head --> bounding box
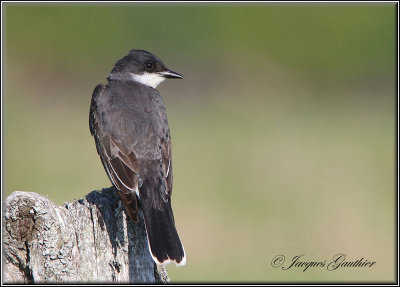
[107,49,183,89]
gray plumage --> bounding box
[89,49,185,265]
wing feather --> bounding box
[90,84,140,221]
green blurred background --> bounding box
[4,3,395,283]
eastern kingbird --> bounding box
[89,49,186,266]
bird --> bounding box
[89,49,186,266]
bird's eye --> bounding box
[144,62,155,71]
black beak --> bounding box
[159,70,184,79]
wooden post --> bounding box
[3,188,169,283]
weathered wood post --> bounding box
[3,187,169,283]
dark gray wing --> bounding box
[137,87,174,210]
[162,138,173,197]
[89,84,140,222]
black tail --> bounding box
[140,199,186,266]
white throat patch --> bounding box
[130,72,165,89]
